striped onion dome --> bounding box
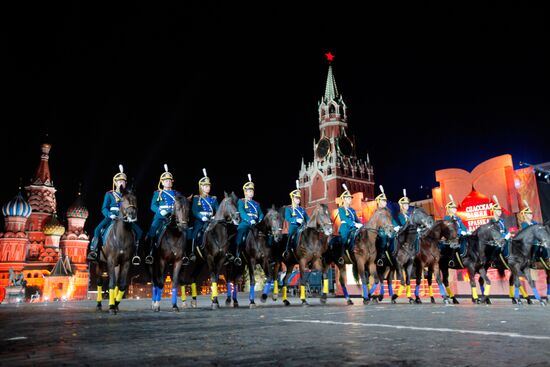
[2,192,32,218]
[66,194,88,219]
[43,213,65,236]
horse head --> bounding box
[440,219,459,247]
[516,224,550,249]
[368,208,394,237]
[120,189,138,223]
[308,203,333,236]
[410,207,434,231]
[264,205,283,242]
[219,191,240,225]
[173,194,190,231]
[476,222,503,247]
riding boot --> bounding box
[132,241,141,266]
[145,236,154,265]
[531,245,540,264]
[87,237,100,261]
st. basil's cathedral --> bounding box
[0,143,89,301]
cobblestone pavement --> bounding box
[1,295,549,366]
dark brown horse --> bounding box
[392,208,434,304]
[93,189,138,314]
[415,220,458,304]
[203,192,240,309]
[225,206,283,308]
[275,203,333,306]
[150,194,190,312]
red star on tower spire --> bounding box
[325,52,335,62]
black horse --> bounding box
[507,224,550,305]
[225,206,283,308]
[439,222,503,304]
[203,192,240,309]
[392,208,434,304]
[93,189,138,314]
[274,203,333,306]
[150,194,190,312]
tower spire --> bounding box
[33,143,53,186]
[324,64,339,102]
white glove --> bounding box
[393,226,401,232]
[109,214,116,219]
[467,231,472,235]
[160,209,168,216]
[354,223,363,229]
[417,227,422,233]
[201,216,208,222]
[296,218,303,224]
[504,233,511,240]
[250,220,256,225]
[460,231,467,236]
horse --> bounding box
[438,221,503,305]
[507,224,550,305]
[93,189,138,314]
[392,208,434,304]
[202,192,240,309]
[274,203,333,306]
[321,208,394,305]
[150,194,190,312]
[225,206,283,308]
[414,219,458,304]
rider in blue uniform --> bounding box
[519,201,545,263]
[190,168,219,262]
[443,194,469,257]
[337,184,362,264]
[488,195,511,259]
[396,189,410,227]
[283,180,309,257]
[229,174,264,265]
[145,164,182,264]
[375,185,399,261]
[87,165,142,265]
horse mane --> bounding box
[307,204,328,229]
[366,208,391,229]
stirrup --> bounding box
[145,254,154,265]
[376,258,384,266]
[234,257,242,266]
[338,257,345,265]
[282,250,289,259]
[189,253,197,262]
[132,255,141,266]
[448,260,455,267]
[87,251,98,261]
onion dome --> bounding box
[66,194,88,219]
[43,213,66,236]
[2,192,32,218]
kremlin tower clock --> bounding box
[298,53,375,214]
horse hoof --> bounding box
[526,298,533,305]
[272,295,278,302]
[320,294,327,304]
[511,298,518,305]
[182,301,188,308]
[191,300,197,308]
[181,257,190,266]
[234,258,242,266]
[172,305,179,312]
[540,300,547,307]
[347,299,354,306]
[225,297,231,306]
[517,299,523,305]
[408,298,415,304]
[363,298,370,305]
[260,294,268,303]
[233,301,239,308]
[301,300,309,307]
[443,298,450,305]
[109,306,117,315]
[415,297,422,304]
[485,298,492,305]
[452,297,460,304]
[475,298,481,304]
[371,297,379,304]
[283,300,291,306]
[96,304,102,312]
[430,297,436,304]
[391,294,398,301]
[378,295,384,302]
[249,302,256,309]
[211,303,219,310]
[145,256,154,265]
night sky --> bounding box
[2,3,548,229]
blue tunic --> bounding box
[444,215,468,234]
[338,206,361,246]
[236,199,264,246]
[284,205,309,239]
[191,195,219,240]
[148,189,181,238]
[93,190,143,240]
[490,218,509,238]
[397,212,409,227]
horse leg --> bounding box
[282,264,293,306]
[478,266,492,304]
[298,259,309,306]
[95,263,103,311]
[226,280,233,306]
[314,258,328,305]
[171,260,182,312]
[190,262,201,308]
[249,259,257,308]
[367,260,381,303]
[405,261,414,304]
[433,263,450,304]
[261,258,273,303]
[413,260,423,304]
[466,263,480,304]
[272,262,280,301]
[546,269,550,304]
[441,265,458,304]
[512,263,531,305]
[338,263,352,305]
[107,259,117,314]
[357,262,370,304]
[115,261,130,312]
[523,264,543,304]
